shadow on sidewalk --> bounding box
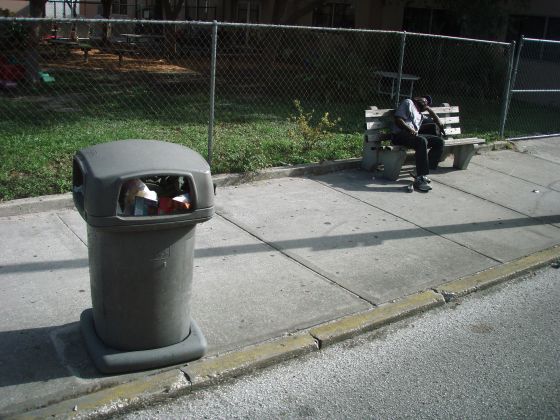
[199,214,560,258]
[0,321,152,394]
[0,322,100,388]
[0,258,88,274]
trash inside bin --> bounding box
[116,176,195,216]
[73,139,214,374]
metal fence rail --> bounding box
[0,17,529,199]
[504,37,560,139]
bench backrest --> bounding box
[365,104,461,146]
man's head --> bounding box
[413,96,432,111]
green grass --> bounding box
[0,93,363,201]
[1,84,558,202]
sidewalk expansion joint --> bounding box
[313,178,503,264]
[56,213,87,247]
[215,211,377,306]
[434,178,560,230]
[470,160,560,193]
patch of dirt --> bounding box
[44,49,205,75]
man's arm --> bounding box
[425,107,444,130]
[395,117,417,136]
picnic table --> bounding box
[121,33,164,44]
[112,33,164,61]
[47,38,92,62]
[373,71,420,99]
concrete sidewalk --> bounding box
[1,139,560,418]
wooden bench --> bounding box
[362,104,485,180]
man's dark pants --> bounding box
[392,132,444,176]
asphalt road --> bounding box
[118,267,560,419]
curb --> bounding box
[181,333,319,389]
[212,158,362,188]
[9,369,189,419]
[13,243,560,419]
[0,142,510,218]
[477,140,512,153]
[435,245,560,300]
[0,193,74,218]
[309,291,445,347]
[0,159,361,218]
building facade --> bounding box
[1,0,560,43]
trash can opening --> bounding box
[117,175,194,217]
[73,157,85,215]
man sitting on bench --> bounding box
[392,96,445,192]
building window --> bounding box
[506,15,547,42]
[312,2,355,28]
[507,15,560,43]
[112,0,128,16]
[402,7,459,37]
[237,1,260,23]
[507,15,560,61]
[185,0,218,21]
[546,17,560,41]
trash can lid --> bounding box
[73,140,214,228]
[78,140,210,178]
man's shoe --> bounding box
[410,172,432,183]
[414,177,432,192]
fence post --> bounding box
[207,20,218,167]
[507,36,525,115]
[394,31,406,108]
[499,41,516,138]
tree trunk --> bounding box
[101,0,112,43]
[29,0,47,17]
[25,0,46,83]
[161,0,184,57]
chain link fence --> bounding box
[1,17,515,200]
[504,37,560,139]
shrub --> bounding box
[288,99,341,152]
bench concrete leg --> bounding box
[380,149,407,181]
[452,144,478,170]
[439,150,451,162]
[361,142,379,171]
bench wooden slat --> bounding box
[367,124,461,135]
[426,106,459,114]
[444,127,461,135]
[366,126,462,139]
[365,132,392,142]
[365,109,393,117]
[366,106,460,118]
[439,116,460,125]
[444,137,485,146]
[366,137,484,147]
[366,120,391,130]
[365,134,387,142]
[366,115,459,125]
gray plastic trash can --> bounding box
[73,139,214,374]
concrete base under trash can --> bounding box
[80,309,207,374]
